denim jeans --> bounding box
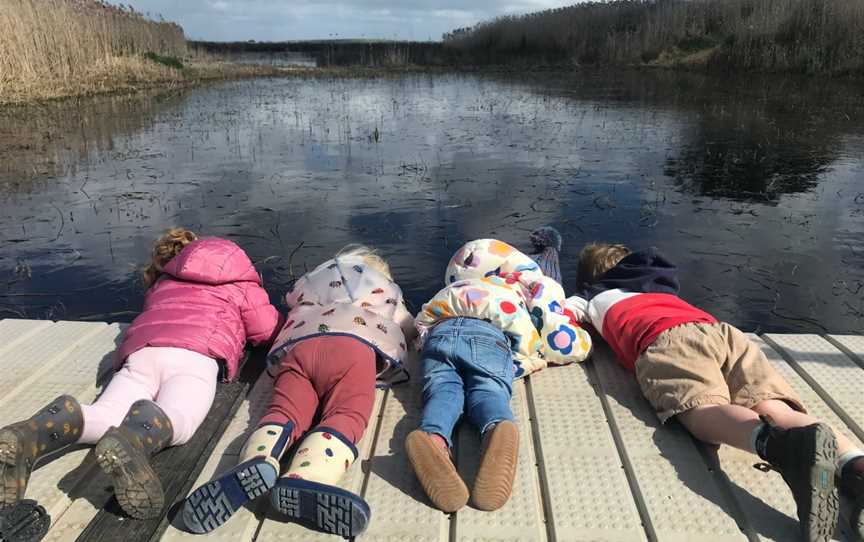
[418,317,515,448]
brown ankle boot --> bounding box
[405,430,468,512]
[472,421,519,511]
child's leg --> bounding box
[271,337,376,538]
[184,341,319,535]
[406,320,469,513]
[459,320,518,512]
[78,356,158,444]
[152,352,219,445]
[417,334,465,448]
[677,404,762,451]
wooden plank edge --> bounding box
[75,348,263,542]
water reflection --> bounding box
[0,72,862,334]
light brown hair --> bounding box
[143,228,198,287]
[576,242,631,290]
[336,244,392,280]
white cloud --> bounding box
[115,0,582,41]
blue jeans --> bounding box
[418,317,515,448]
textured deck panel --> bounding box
[709,334,858,542]
[3,320,864,542]
[0,322,125,540]
[529,362,645,542]
[0,319,52,356]
[826,335,864,367]
[161,371,277,542]
[453,379,546,542]
[0,321,108,402]
[764,334,864,441]
[590,345,747,542]
[360,353,449,542]
[253,387,385,541]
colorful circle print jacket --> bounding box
[415,239,593,378]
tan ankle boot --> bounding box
[472,421,519,511]
[405,429,469,512]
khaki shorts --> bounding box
[635,322,805,423]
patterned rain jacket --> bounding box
[415,239,592,378]
[267,255,415,380]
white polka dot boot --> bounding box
[271,427,370,539]
[182,422,293,534]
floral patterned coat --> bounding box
[267,255,415,380]
[415,239,592,378]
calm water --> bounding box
[1,71,863,334]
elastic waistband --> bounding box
[432,317,505,339]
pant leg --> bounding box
[78,351,159,444]
[152,348,220,446]
[418,330,465,448]
[458,320,515,435]
[310,337,377,444]
[260,341,320,442]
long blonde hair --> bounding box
[143,228,198,287]
[336,244,392,280]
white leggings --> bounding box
[79,347,218,446]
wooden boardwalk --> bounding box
[1,319,864,541]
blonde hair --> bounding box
[143,228,198,287]
[336,244,392,280]
[577,242,631,290]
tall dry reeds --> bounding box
[443,0,864,74]
[0,0,186,102]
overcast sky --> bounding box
[116,0,577,42]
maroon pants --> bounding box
[261,336,376,444]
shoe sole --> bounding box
[0,499,50,542]
[804,424,840,542]
[271,479,370,538]
[0,430,26,509]
[404,431,468,512]
[182,461,277,534]
[95,431,164,520]
[473,421,519,511]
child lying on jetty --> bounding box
[407,231,592,513]
[0,228,282,520]
[569,243,864,542]
[182,245,414,538]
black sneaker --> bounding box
[762,422,839,542]
[838,457,864,541]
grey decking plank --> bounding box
[0,319,53,357]
[453,379,546,542]
[0,323,125,539]
[825,335,864,368]
[706,334,857,542]
[590,345,747,542]
[529,362,646,542]
[763,334,864,443]
[252,387,385,541]
[160,370,276,542]
[360,353,449,542]
[0,321,110,406]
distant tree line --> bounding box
[442,0,864,74]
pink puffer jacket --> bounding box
[115,238,282,382]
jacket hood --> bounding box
[583,247,680,299]
[162,238,261,286]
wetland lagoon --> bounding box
[1,70,863,335]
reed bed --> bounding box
[0,0,282,104]
[443,0,864,75]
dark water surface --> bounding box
[1,71,863,334]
